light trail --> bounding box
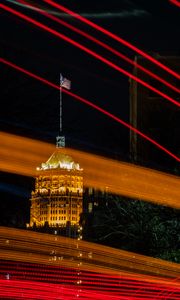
[2,260,180,293]
[1,279,179,300]
[1,131,180,209]
[43,0,180,80]
[1,57,180,163]
[9,0,180,94]
[0,227,180,300]
[1,226,180,280]
[1,3,179,298]
[0,279,180,299]
[2,261,178,291]
[1,4,180,108]
[169,0,180,8]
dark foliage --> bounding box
[82,195,180,263]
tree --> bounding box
[82,194,180,263]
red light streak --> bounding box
[153,277,180,299]
[13,0,180,94]
[3,260,179,289]
[43,0,180,80]
[169,0,180,7]
[1,57,180,162]
[1,3,180,108]
[0,277,179,299]
[0,262,180,299]
[0,226,180,299]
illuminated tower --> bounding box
[29,138,83,235]
[29,74,83,237]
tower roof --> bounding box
[37,149,82,171]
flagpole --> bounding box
[56,73,65,148]
[60,73,62,135]
[56,74,70,148]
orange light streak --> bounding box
[0,226,180,282]
[0,131,180,209]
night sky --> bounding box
[1,0,180,220]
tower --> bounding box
[29,146,83,236]
[29,74,83,237]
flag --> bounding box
[60,74,71,90]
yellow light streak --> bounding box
[0,226,180,287]
[0,131,180,208]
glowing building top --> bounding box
[36,135,82,171]
[37,149,82,171]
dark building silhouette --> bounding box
[130,54,180,174]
